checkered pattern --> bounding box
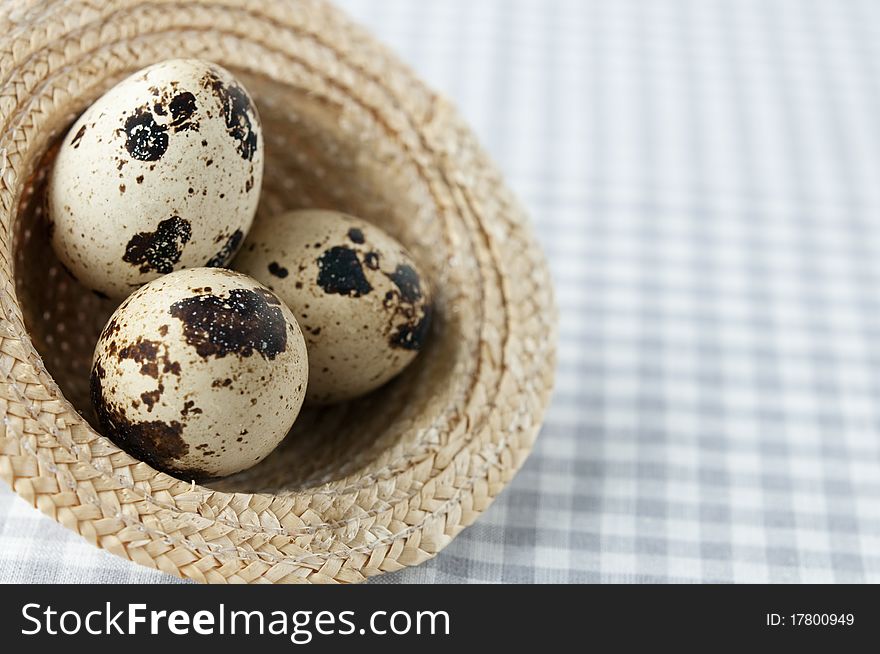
[3,0,880,583]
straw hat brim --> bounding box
[0,0,557,584]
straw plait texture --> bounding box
[0,0,556,583]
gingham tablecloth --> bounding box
[3,0,880,584]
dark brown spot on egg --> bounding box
[364,251,380,270]
[140,386,163,411]
[70,124,87,148]
[390,303,432,351]
[123,107,168,161]
[348,227,365,244]
[268,262,289,279]
[158,325,168,336]
[316,246,372,297]
[385,264,422,303]
[90,364,202,479]
[205,229,243,268]
[169,288,288,361]
[99,317,122,341]
[93,360,107,381]
[136,175,144,184]
[116,336,180,379]
[181,400,202,417]
[168,91,198,132]
[123,216,192,274]
[383,264,432,351]
[202,69,259,161]
[117,338,161,378]
[136,360,158,379]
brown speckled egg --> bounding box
[234,209,432,405]
[90,268,307,481]
[49,59,263,299]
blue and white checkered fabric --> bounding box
[3,0,880,583]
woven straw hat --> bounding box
[0,0,557,583]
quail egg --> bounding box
[90,268,307,480]
[49,59,263,299]
[235,209,432,404]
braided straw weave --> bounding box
[0,0,557,583]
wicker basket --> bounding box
[0,0,557,583]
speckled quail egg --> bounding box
[234,209,432,405]
[49,59,263,299]
[90,268,308,480]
